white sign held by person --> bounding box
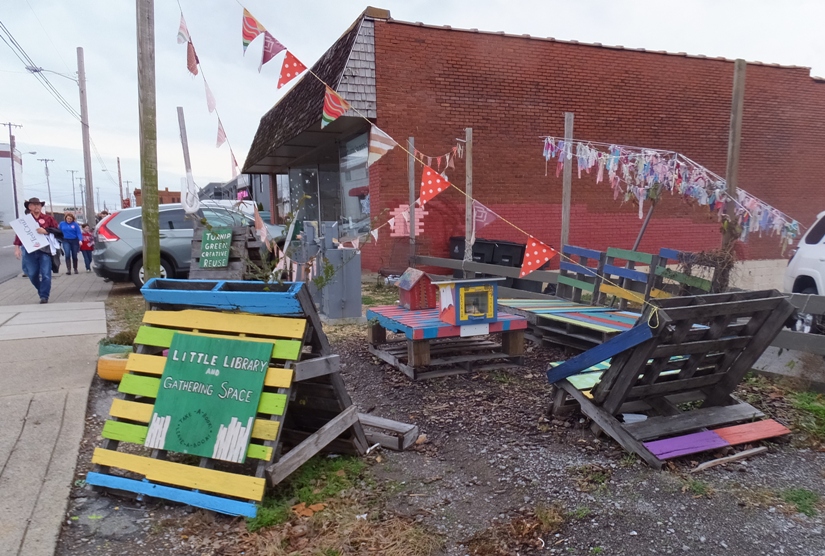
[10,214,47,254]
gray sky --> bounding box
[1,0,822,212]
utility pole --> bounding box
[67,169,78,209]
[463,127,473,278]
[723,59,747,250]
[96,186,101,212]
[407,137,415,262]
[124,179,133,206]
[78,177,86,218]
[77,47,96,226]
[116,156,125,209]
[37,158,55,215]
[137,0,160,284]
[2,122,22,218]
[560,112,574,248]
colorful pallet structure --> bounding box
[546,290,795,468]
[366,305,528,380]
[88,280,368,517]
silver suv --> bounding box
[92,201,261,288]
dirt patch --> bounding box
[104,282,145,337]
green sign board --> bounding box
[144,333,272,463]
[199,228,232,268]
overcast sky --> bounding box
[1,0,823,212]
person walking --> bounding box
[80,223,94,272]
[13,197,59,304]
[59,212,82,275]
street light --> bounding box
[24,66,77,83]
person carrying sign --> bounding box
[13,197,59,304]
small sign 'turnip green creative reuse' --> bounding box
[199,227,232,268]
[144,332,273,463]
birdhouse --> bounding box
[397,267,437,310]
[434,277,505,326]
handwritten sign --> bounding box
[199,228,232,268]
[9,213,47,254]
[144,333,272,463]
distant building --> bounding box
[133,187,180,207]
[0,142,23,224]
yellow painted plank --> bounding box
[134,328,301,360]
[599,283,645,304]
[582,390,593,399]
[126,353,293,388]
[142,310,306,339]
[650,288,672,299]
[92,448,266,500]
[108,398,282,441]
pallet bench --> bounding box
[366,305,527,380]
[546,289,795,467]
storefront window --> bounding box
[339,133,370,238]
[288,166,319,224]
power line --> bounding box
[23,0,72,73]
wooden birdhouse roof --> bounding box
[396,267,433,291]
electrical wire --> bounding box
[23,0,72,73]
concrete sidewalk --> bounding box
[0,270,111,555]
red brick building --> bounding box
[244,8,825,282]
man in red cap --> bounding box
[13,197,59,303]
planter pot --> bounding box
[97,353,130,382]
[98,343,133,357]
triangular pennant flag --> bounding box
[321,87,350,128]
[367,126,396,167]
[519,236,557,278]
[447,152,455,169]
[176,13,190,44]
[216,119,227,148]
[387,217,396,233]
[277,51,306,88]
[426,156,433,167]
[437,156,443,170]
[204,79,216,113]
[470,200,497,245]
[231,152,239,178]
[259,31,286,72]
[187,41,199,76]
[419,165,449,205]
[370,229,378,243]
[242,9,266,54]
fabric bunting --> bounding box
[176,13,190,44]
[216,119,227,148]
[242,9,266,54]
[259,31,286,72]
[367,126,395,167]
[231,152,239,178]
[204,80,216,113]
[186,41,199,76]
[419,166,449,205]
[470,200,497,245]
[519,236,557,278]
[277,51,306,88]
[321,87,350,128]
[370,228,378,243]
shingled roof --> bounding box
[243,9,383,173]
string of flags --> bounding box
[541,137,801,247]
[241,8,306,87]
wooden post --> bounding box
[561,112,574,248]
[408,137,415,263]
[464,127,473,278]
[722,59,746,249]
[116,157,124,209]
[408,339,430,367]
[136,0,161,285]
[77,47,96,227]
[501,329,525,357]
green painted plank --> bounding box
[102,420,147,444]
[655,267,712,291]
[606,247,653,265]
[567,372,604,390]
[258,392,287,415]
[134,327,302,360]
[557,275,596,293]
[246,444,271,460]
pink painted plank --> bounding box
[644,430,728,460]
[713,420,791,446]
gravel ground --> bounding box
[56,328,825,555]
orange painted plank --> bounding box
[713,419,791,446]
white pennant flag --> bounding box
[181,171,200,215]
[370,229,378,243]
[204,80,216,113]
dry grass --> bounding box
[104,283,145,338]
[466,505,566,555]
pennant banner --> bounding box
[216,119,227,148]
[519,236,557,278]
[242,9,266,54]
[321,87,350,128]
[367,126,396,167]
[231,152,239,179]
[277,51,306,89]
[259,31,286,72]
[419,166,449,205]
[187,41,199,76]
[370,228,378,243]
[204,80,216,113]
[470,200,497,245]
[176,13,190,44]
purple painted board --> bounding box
[644,430,728,460]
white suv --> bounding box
[784,210,825,332]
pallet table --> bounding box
[366,305,527,380]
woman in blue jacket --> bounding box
[59,213,83,275]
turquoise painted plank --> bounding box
[141,279,305,316]
[85,472,257,517]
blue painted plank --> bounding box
[563,245,603,260]
[559,261,599,277]
[603,264,648,283]
[142,279,304,316]
[85,472,258,517]
[546,323,654,383]
[658,248,682,262]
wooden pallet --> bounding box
[188,223,266,281]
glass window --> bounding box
[288,167,320,224]
[125,215,142,230]
[339,132,370,237]
[158,209,193,230]
[805,215,825,245]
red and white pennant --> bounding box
[519,236,557,278]
[419,166,448,205]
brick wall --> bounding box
[359,19,825,272]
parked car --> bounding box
[93,201,284,288]
[784,210,825,332]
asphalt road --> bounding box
[0,228,23,285]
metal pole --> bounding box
[67,170,78,209]
[463,127,473,278]
[77,47,96,226]
[124,180,132,206]
[96,186,101,213]
[408,137,415,263]
[561,112,574,248]
[723,59,747,249]
[117,156,124,209]
[37,158,54,215]
[78,177,86,218]
[3,123,22,218]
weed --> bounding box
[591,547,605,554]
[571,464,612,493]
[789,391,825,444]
[619,453,637,467]
[782,488,820,517]
[490,371,513,385]
[568,506,591,520]
[246,499,292,532]
[682,478,714,498]
[535,504,566,533]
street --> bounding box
[0,228,22,285]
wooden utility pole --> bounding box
[560,112,574,248]
[723,59,747,249]
[408,137,415,262]
[37,158,55,215]
[463,127,473,278]
[116,157,124,209]
[2,122,22,218]
[77,47,96,226]
[78,177,86,217]
[66,170,79,209]
[137,0,160,284]
[176,106,198,214]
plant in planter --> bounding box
[98,330,136,356]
